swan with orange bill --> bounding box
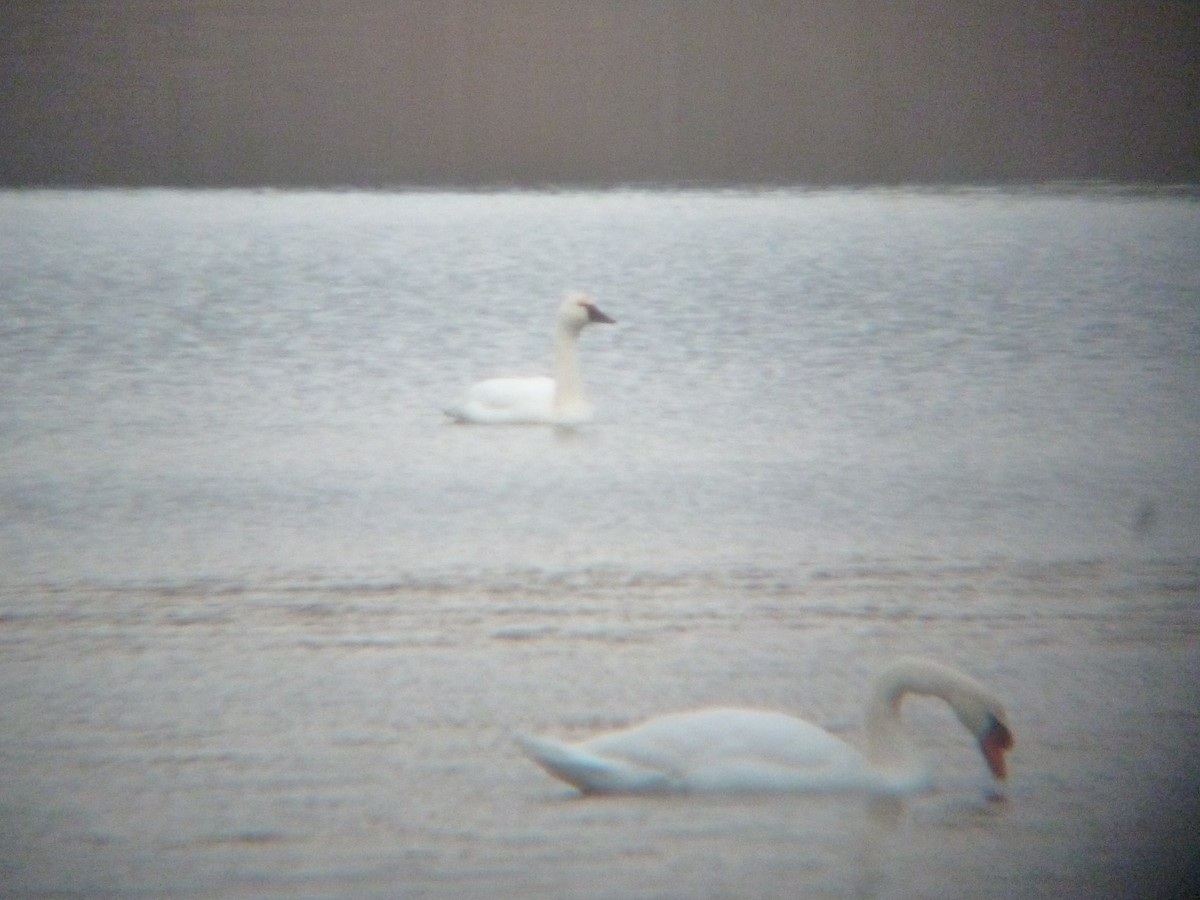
[517,658,1014,795]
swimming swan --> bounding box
[444,292,615,425]
[517,658,1013,795]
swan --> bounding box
[516,658,1013,795]
[444,292,615,425]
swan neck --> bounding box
[551,323,585,413]
[863,658,996,775]
[863,660,960,772]
[864,684,911,771]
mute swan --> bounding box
[517,658,1013,795]
[444,292,616,425]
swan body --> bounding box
[445,293,615,425]
[517,658,1013,795]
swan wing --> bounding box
[521,709,868,794]
[516,732,674,794]
[445,376,555,424]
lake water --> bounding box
[1,187,1198,898]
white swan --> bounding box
[517,658,1013,795]
[444,292,616,425]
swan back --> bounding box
[519,708,868,795]
[445,376,556,424]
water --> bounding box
[1,187,1198,897]
[3,187,1197,582]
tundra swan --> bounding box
[445,292,615,425]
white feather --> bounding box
[445,292,615,425]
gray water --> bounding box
[1,188,1198,898]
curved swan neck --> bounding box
[864,685,912,772]
[862,658,1000,772]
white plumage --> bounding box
[517,658,1014,795]
[445,292,615,425]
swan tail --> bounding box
[515,732,671,794]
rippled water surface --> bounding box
[1,188,1198,897]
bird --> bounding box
[444,292,615,425]
[516,657,1013,795]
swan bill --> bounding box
[585,303,615,324]
[979,717,1014,780]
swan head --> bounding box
[937,670,1014,781]
[558,292,616,333]
[869,658,1014,782]
[976,712,1014,780]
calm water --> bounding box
[1,188,1198,898]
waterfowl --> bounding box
[517,658,1013,795]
